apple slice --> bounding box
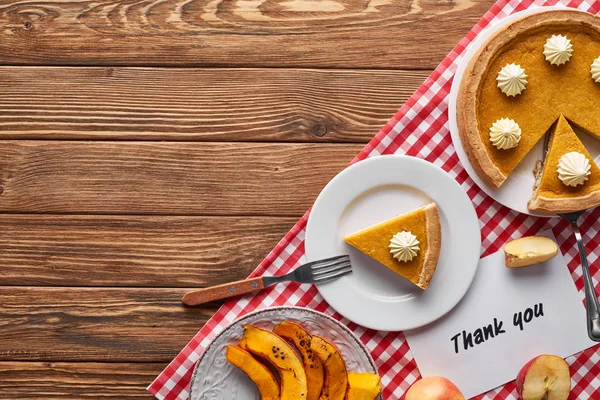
[504,236,558,268]
[516,355,570,400]
[405,377,465,400]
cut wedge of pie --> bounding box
[457,10,600,189]
[528,115,600,213]
[343,203,441,290]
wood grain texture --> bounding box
[0,67,427,143]
[0,0,493,68]
[0,141,361,215]
[0,287,217,362]
[0,362,159,398]
[0,215,294,287]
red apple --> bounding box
[516,355,570,400]
[405,376,465,400]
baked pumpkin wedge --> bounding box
[240,325,308,399]
[273,321,325,400]
[226,345,280,400]
[346,372,382,400]
[310,335,348,400]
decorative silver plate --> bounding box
[190,306,381,400]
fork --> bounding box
[541,131,600,341]
[182,255,352,306]
[558,211,600,341]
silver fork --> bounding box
[541,132,600,341]
[182,255,352,306]
[558,211,600,341]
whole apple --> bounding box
[405,376,465,400]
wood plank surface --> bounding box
[0,0,494,69]
[0,362,159,399]
[0,67,427,143]
[0,141,361,215]
[0,214,294,287]
[0,287,217,362]
[0,0,492,396]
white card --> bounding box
[404,231,596,399]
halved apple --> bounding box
[405,376,465,400]
[273,320,324,400]
[310,335,348,400]
[504,236,558,268]
[239,325,308,399]
[516,355,570,400]
[226,345,280,400]
[346,372,382,400]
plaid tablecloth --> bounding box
[148,0,600,398]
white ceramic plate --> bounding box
[448,6,600,216]
[190,306,381,400]
[305,155,481,331]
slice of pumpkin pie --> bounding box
[529,115,600,214]
[343,202,441,290]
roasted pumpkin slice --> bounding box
[346,372,382,400]
[226,345,280,400]
[310,335,348,400]
[240,325,307,399]
[273,321,324,400]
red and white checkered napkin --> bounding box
[149,0,600,398]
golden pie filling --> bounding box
[537,116,600,199]
[343,203,441,289]
[458,11,600,212]
[345,208,427,283]
[477,24,600,177]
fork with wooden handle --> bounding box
[182,255,352,306]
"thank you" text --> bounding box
[450,303,544,354]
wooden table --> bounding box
[0,0,494,397]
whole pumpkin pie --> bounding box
[457,10,600,189]
[529,115,600,213]
[343,202,441,290]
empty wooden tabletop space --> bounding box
[0,0,494,397]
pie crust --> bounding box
[343,202,441,290]
[419,203,441,289]
[457,10,600,189]
[528,116,600,213]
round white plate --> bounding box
[448,6,600,216]
[190,306,381,400]
[305,155,481,331]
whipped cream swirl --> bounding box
[389,231,420,262]
[489,118,521,150]
[543,35,573,66]
[496,63,528,97]
[591,56,600,83]
[557,152,591,187]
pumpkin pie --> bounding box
[343,203,441,290]
[528,115,600,213]
[457,10,600,189]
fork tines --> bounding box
[310,255,352,284]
